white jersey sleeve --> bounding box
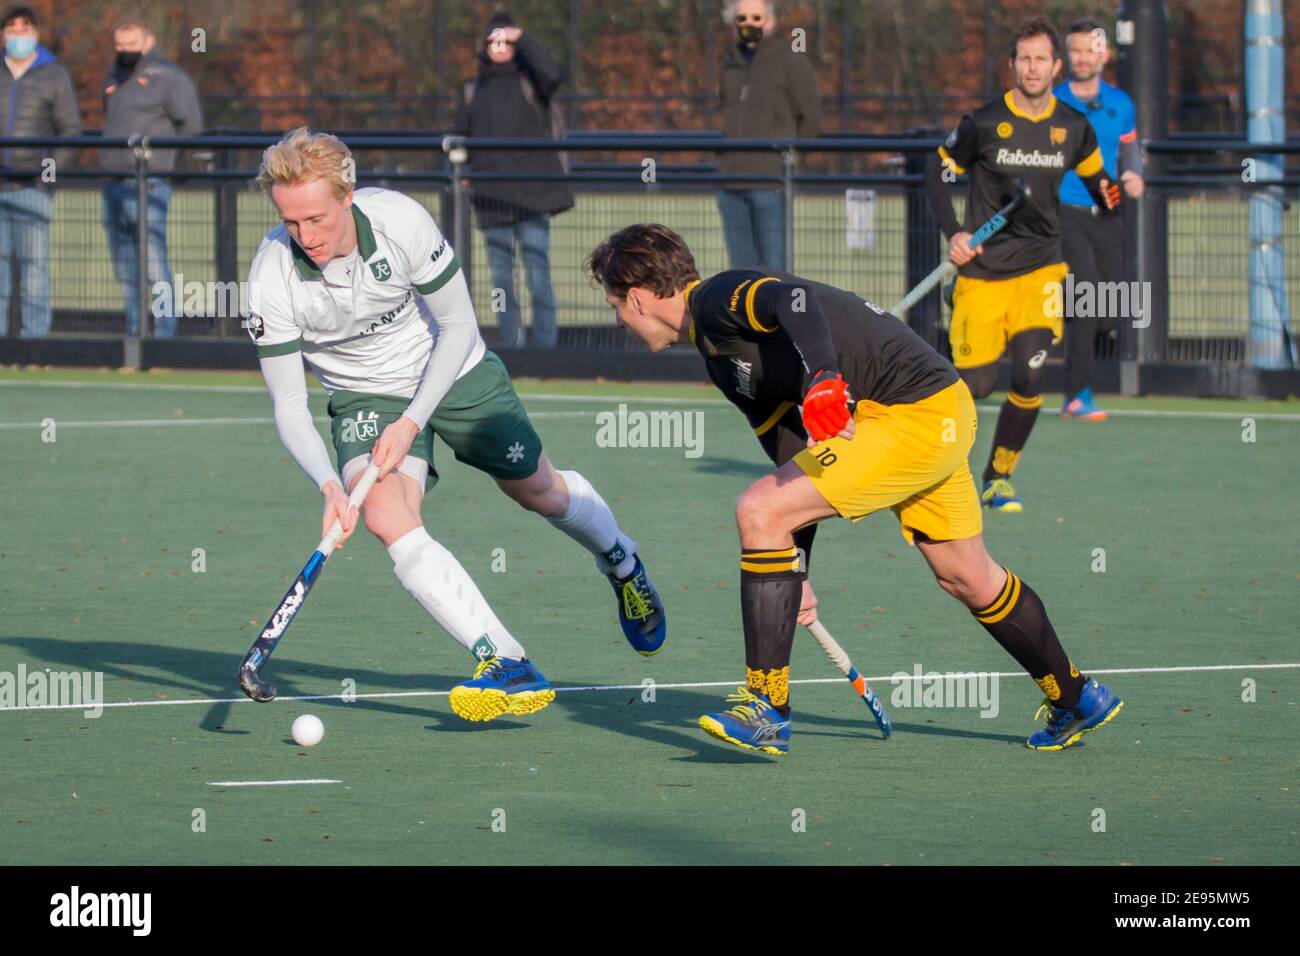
[361,191,483,428]
[403,273,481,428]
[259,351,341,491]
[246,231,304,358]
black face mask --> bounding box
[115,51,142,71]
[738,25,763,47]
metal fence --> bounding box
[197,90,1300,139]
[0,133,1296,376]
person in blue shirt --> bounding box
[0,5,81,338]
[1055,17,1145,420]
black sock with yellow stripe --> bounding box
[740,546,804,717]
[982,391,1040,482]
[972,568,1086,709]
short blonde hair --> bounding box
[256,127,354,200]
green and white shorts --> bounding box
[328,351,543,493]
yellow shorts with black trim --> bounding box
[793,380,983,545]
[950,262,1068,369]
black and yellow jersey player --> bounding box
[585,223,1124,755]
[926,15,1121,512]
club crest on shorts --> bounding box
[369,257,392,281]
[340,410,380,444]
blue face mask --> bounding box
[5,36,38,60]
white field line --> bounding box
[1,379,1296,420]
[2,404,1297,428]
[1008,407,1300,422]
[3,661,1295,714]
[207,779,341,787]
[0,410,598,429]
[0,379,271,394]
[0,379,728,402]
[0,416,282,429]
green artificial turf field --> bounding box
[0,368,1296,864]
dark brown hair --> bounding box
[1008,16,1062,62]
[1066,16,1106,39]
[585,224,700,299]
[2,5,40,29]
[111,10,153,35]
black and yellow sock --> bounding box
[981,391,1041,483]
[972,568,1086,708]
[740,546,804,717]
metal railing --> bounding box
[194,89,1300,137]
[0,132,1296,377]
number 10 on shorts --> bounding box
[812,447,838,467]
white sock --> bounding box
[548,469,637,579]
[388,527,526,662]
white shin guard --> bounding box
[548,469,637,579]
[388,528,525,662]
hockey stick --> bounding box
[890,183,1030,317]
[237,463,382,702]
[805,619,892,739]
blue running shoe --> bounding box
[981,477,1023,513]
[1061,386,1108,420]
[608,555,667,656]
[449,657,555,722]
[1027,679,1124,750]
[698,687,791,755]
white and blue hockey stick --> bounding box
[891,183,1030,317]
[238,463,381,702]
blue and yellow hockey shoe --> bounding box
[607,555,667,656]
[698,687,791,755]
[449,657,555,722]
[1027,679,1124,750]
[981,477,1024,513]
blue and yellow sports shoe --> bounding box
[449,657,555,722]
[1027,679,1124,750]
[698,687,791,755]
[608,555,667,656]
[982,477,1023,513]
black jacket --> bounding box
[454,32,574,229]
[719,35,821,184]
[0,45,81,186]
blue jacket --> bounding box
[0,44,82,182]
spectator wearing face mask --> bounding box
[0,4,80,338]
[716,0,821,272]
[100,12,202,339]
